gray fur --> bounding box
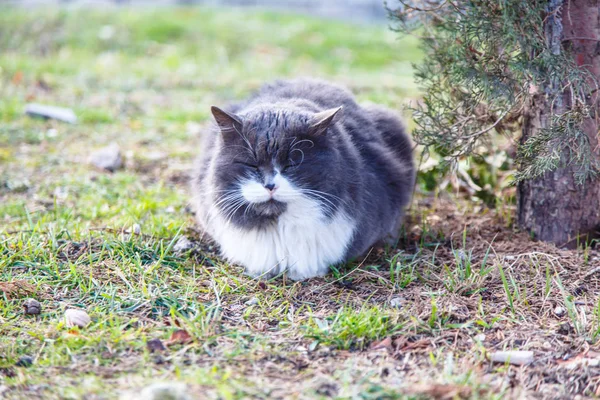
[192,78,415,273]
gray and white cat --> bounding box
[192,79,415,280]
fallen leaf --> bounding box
[557,350,600,369]
[165,329,192,346]
[12,71,23,85]
[369,337,393,351]
[394,338,431,352]
[407,383,472,400]
[0,281,36,300]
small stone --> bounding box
[15,355,33,368]
[542,341,552,350]
[165,206,175,213]
[98,25,115,40]
[25,103,77,124]
[46,128,58,138]
[6,178,30,193]
[147,338,167,353]
[153,355,166,365]
[23,299,41,315]
[489,351,534,366]
[137,382,190,400]
[65,309,91,328]
[146,151,167,161]
[554,306,565,317]
[389,297,404,308]
[173,236,193,253]
[474,333,486,342]
[53,186,68,201]
[132,223,141,235]
[558,322,572,335]
[88,143,122,172]
[244,297,259,306]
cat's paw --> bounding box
[244,266,279,280]
[286,265,329,281]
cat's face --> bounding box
[210,106,343,229]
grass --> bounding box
[1,5,600,400]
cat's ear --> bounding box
[309,106,343,135]
[211,106,243,135]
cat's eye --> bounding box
[281,164,294,173]
[235,161,259,170]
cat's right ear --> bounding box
[309,106,343,135]
[211,106,243,137]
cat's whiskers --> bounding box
[207,191,245,222]
[243,202,255,219]
[290,148,305,166]
[217,199,243,222]
[213,192,243,207]
[289,138,314,150]
[224,199,248,225]
[293,188,344,212]
[233,124,258,160]
[222,144,257,159]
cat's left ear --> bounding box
[211,106,243,134]
[309,106,343,135]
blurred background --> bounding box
[1,0,422,234]
[4,0,389,23]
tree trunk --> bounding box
[518,0,600,247]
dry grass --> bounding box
[1,6,600,400]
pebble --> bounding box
[389,297,404,309]
[244,297,259,306]
[136,382,190,400]
[542,341,552,350]
[554,306,565,317]
[65,309,91,328]
[6,178,30,193]
[88,143,123,172]
[25,103,77,124]
[15,355,34,368]
[23,298,41,315]
[146,338,167,353]
[489,350,534,366]
[474,333,486,342]
[132,223,142,235]
[46,128,58,138]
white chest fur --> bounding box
[206,201,356,280]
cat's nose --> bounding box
[264,183,276,192]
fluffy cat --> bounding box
[192,79,415,280]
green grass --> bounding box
[1,5,598,400]
[306,306,403,350]
[0,6,429,399]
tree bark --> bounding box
[518,0,600,247]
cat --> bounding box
[192,78,415,280]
